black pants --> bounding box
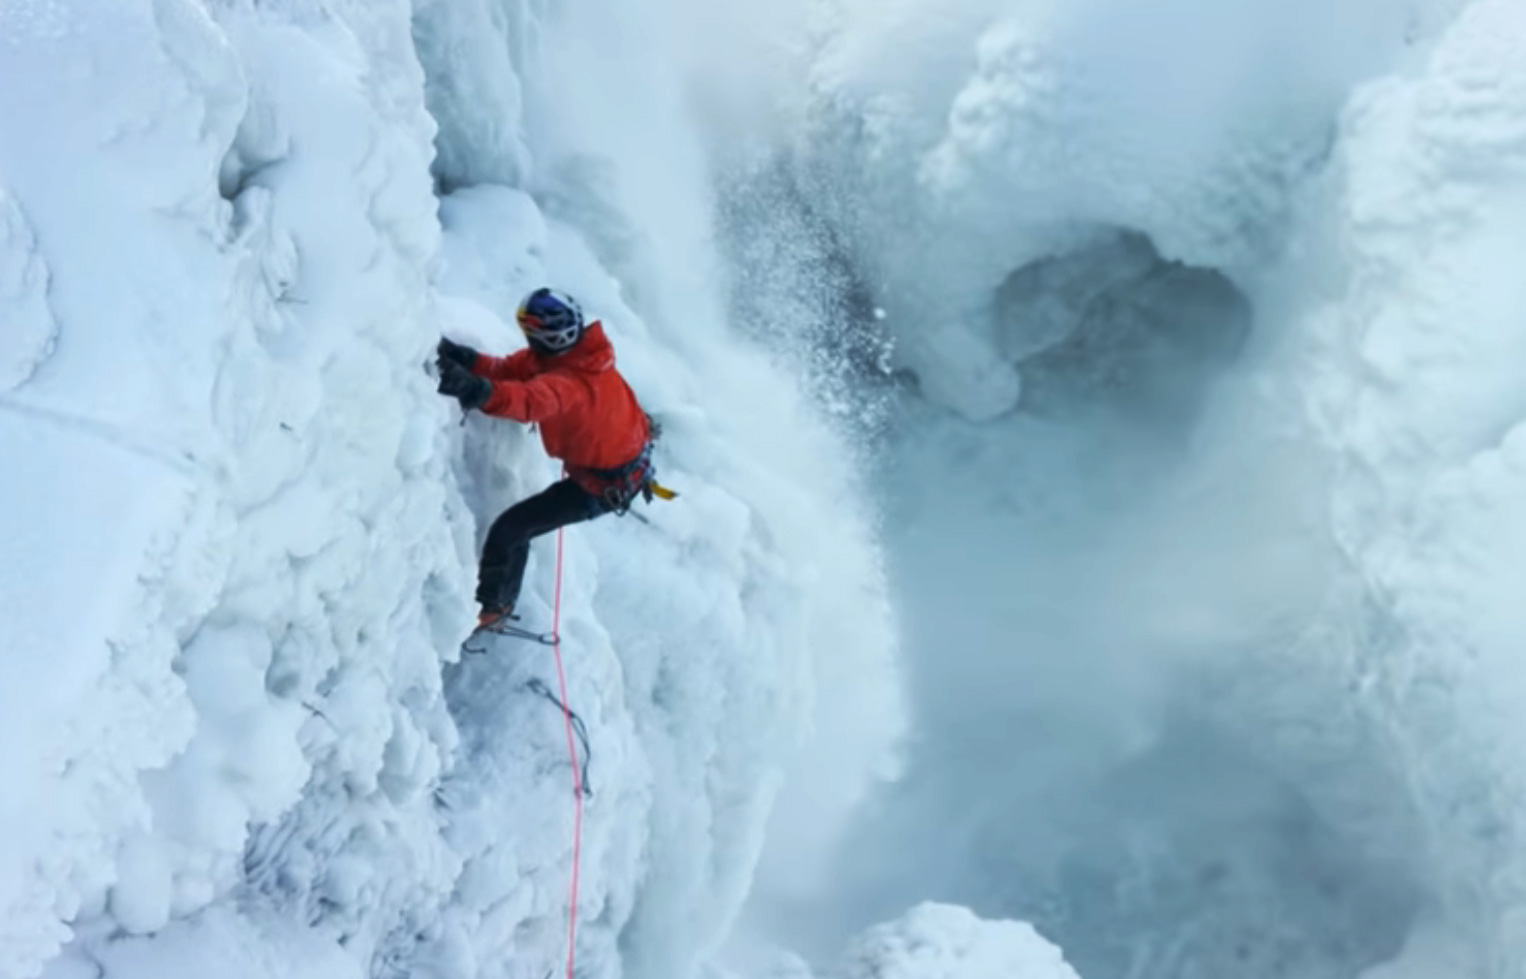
[477,479,604,612]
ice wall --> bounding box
[1308,0,1526,969]
[0,2,901,978]
[720,0,1526,977]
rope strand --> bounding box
[550,524,583,979]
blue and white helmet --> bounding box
[516,287,585,354]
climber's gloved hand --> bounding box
[436,336,480,371]
[437,361,491,412]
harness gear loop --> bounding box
[590,414,679,515]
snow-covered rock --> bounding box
[839,905,1079,979]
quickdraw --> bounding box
[525,677,594,798]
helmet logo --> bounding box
[516,288,585,353]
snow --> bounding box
[723,905,1078,979]
[1,1,899,979]
[55,906,364,979]
[791,0,1424,420]
[0,189,54,390]
[722,0,1526,976]
[6,0,1526,977]
[0,410,193,970]
[1306,0,1526,968]
[838,905,1079,979]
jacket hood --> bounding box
[540,320,614,373]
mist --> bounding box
[682,0,1526,977]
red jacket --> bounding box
[470,322,650,494]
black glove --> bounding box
[436,337,479,371]
[437,362,492,411]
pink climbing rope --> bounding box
[549,524,583,979]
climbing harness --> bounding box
[588,414,679,515]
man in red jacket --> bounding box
[436,288,658,631]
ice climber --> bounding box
[435,287,672,632]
